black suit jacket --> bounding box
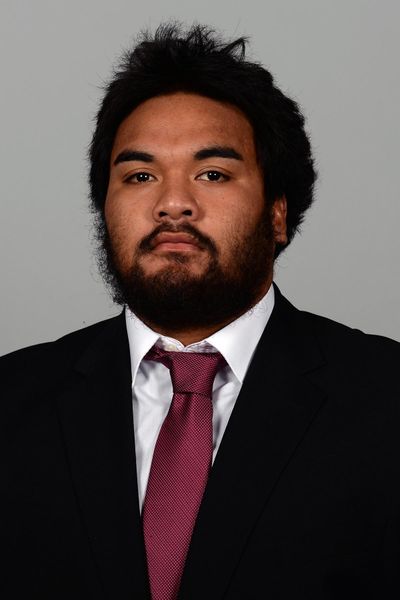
[2,287,400,599]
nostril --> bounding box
[157,207,194,219]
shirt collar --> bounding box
[125,284,275,385]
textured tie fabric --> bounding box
[142,345,226,600]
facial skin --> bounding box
[104,92,287,344]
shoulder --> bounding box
[0,314,124,385]
[273,287,399,388]
[300,308,399,356]
[0,315,127,449]
[295,308,400,391]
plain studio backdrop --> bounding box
[1,0,399,355]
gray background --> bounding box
[1,0,399,356]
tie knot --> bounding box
[144,345,226,396]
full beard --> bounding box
[97,207,275,332]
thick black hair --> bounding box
[89,23,316,255]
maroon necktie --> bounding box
[142,345,226,600]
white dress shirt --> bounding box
[125,284,275,510]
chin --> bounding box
[139,252,208,275]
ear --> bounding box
[272,196,288,245]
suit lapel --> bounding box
[56,315,150,599]
[179,289,328,599]
[54,291,327,600]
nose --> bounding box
[152,179,199,222]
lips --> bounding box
[152,232,201,250]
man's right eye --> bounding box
[125,172,155,184]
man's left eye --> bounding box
[197,171,229,182]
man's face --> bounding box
[103,92,286,333]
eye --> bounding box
[197,170,230,183]
[125,172,156,184]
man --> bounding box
[1,23,400,600]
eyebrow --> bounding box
[113,150,154,166]
[194,146,243,161]
[113,145,243,167]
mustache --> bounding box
[138,222,218,255]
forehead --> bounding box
[111,92,257,159]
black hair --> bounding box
[89,22,316,255]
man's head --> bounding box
[90,23,316,335]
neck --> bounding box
[143,279,272,346]
[151,321,235,347]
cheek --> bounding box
[226,204,266,261]
[104,192,123,234]
[216,197,264,240]
[105,194,146,248]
